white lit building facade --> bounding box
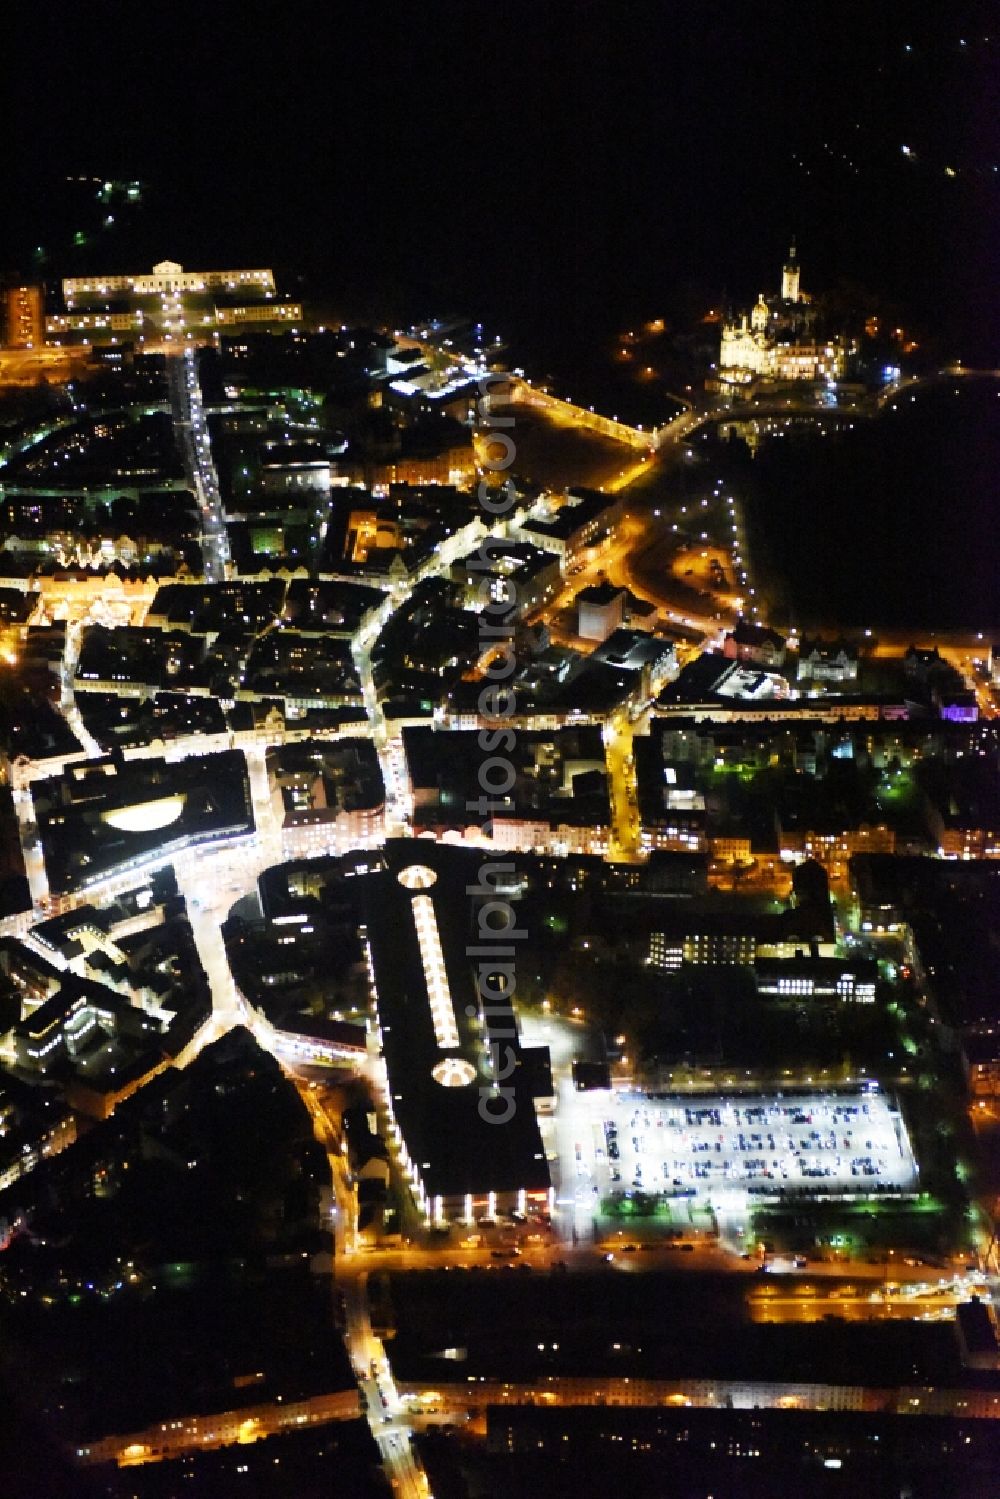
[718,246,855,390]
[46,262,302,346]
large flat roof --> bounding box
[363,841,550,1200]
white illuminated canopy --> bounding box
[410,893,460,1053]
[396,864,469,1074]
[102,794,186,834]
[431,1058,476,1088]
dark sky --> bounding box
[4,2,997,356]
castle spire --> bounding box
[781,241,801,303]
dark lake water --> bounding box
[708,379,1000,634]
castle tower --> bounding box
[782,242,801,303]
[751,293,769,333]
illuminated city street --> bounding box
[167,345,229,583]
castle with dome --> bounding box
[717,245,855,391]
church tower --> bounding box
[781,242,801,303]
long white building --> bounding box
[47,262,302,346]
[62,261,276,305]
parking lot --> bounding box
[588,1086,918,1203]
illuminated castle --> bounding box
[718,245,854,389]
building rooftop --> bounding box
[32,750,254,895]
[404,725,610,831]
[576,582,626,607]
[363,842,550,1201]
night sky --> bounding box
[4,3,997,360]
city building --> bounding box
[576,582,626,642]
[963,1032,1000,1097]
[245,843,552,1223]
[361,842,551,1223]
[451,540,561,619]
[797,637,860,684]
[779,820,897,878]
[260,441,332,496]
[717,246,855,390]
[723,621,787,668]
[31,751,255,896]
[591,628,678,698]
[0,883,211,1116]
[516,488,621,574]
[267,738,385,855]
[62,264,279,302]
[484,1403,1000,1494]
[955,1299,1000,1371]
[46,262,302,346]
[3,284,44,349]
[75,626,208,698]
[0,1072,77,1190]
[753,956,878,1002]
[403,724,611,856]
